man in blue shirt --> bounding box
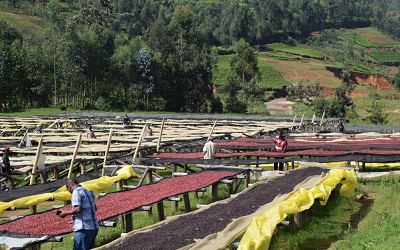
[59,178,99,250]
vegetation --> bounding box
[264,43,325,60]
[0,0,399,124]
[270,174,400,250]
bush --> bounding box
[58,104,67,111]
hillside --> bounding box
[0,1,400,123]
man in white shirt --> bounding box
[203,137,217,159]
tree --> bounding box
[230,38,259,84]
[328,69,355,118]
[136,48,154,109]
[366,101,388,124]
[287,79,323,104]
[394,68,400,92]
[220,73,247,113]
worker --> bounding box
[123,114,130,126]
[86,126,96,139]
[147,124,153,136]
[1,146,14,190]
[58,178,99,250]
[203,137,217,159]
[1,146,13,175]
[273,131,288,171]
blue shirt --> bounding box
[71,186,99,231]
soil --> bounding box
[265,98,294,115]
[263,57,397,114]
[369,37,391,44]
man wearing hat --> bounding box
[203,137,217,159]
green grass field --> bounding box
[340,27,400,48]
[0,11,45,42]
[263,43,325,59]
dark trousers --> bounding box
[274,157,284,171]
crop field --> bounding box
[0,11,44,41]
[213,54,289,89]
[263,43,326,59]
[368,50,400,64]
[340,27,400,48]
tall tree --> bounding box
[230,38,259,84]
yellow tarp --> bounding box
[0,166,139,212]
[238,169,357,250]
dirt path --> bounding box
[265,98,294,115]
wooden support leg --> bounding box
[172,200,179,212]
[119,215,125,230]
[124,212,133,232]
[183,193,191,213]
[29,205,37,214]
[227,183,233,195]
[39,171,47,184]
[92,160,98,172]
[294,212,302,231]
[245,171,250,188]
[157,201,165,221]
[116,180,123,190]
[146,170,153,184]
[80,163,86,175]
[211,183,219,202]
[53,167,60,180]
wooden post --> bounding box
[146,170,153,184]
[157,201,165,221]
[294,212,302,231]
[48,118,60,128]
[53,167,60,180]
[124,212,133,232]
[29,205,37,214]
[101,129,113,176]
[299,112,305,126]
[30,136,44,185]
[67,133,82,179]
[133,125,147,164]
[211,183,219,202]
[156,118,165,152]
[183,193,191,213]
[290,115,297,130]
[320,110,325,126]
[245,170,251,187]
[18,130,28,147]
[209,120,217,138]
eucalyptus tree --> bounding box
[154,4,214,112]
[0,20,24,111]
[230,38,259,84]
[136,48,154,109]
[41,0,66,107]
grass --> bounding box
[213,55,232,86]
[263,43,325,60]
[340,27,400,48]
[260,51,300,61]
[0,11,45,42]
[213,54,289,90]
[264,174,400,250]
[331,175,400,249]
[368,50,400,64]
[258,58,290,89]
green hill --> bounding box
[0,10,45,42]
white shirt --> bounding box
[203,141,217,159]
